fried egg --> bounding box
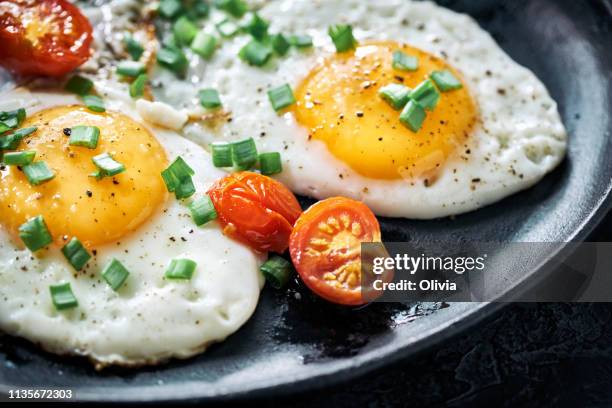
[177,0,566,218]
[0,89,264,367]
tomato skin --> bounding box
[207,172,302,253]
[0,0,93,77]
[289,197,382,306]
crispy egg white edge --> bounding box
[0,89,265,366]
[172,0,567,219]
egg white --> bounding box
[173,0,567,219]
[0,90,265,367]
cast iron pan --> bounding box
[1,0,611,402]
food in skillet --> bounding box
[0,0,568,367]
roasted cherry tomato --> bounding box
[207,172,302,253]
[0,0,93,77]
[289,197,383,306]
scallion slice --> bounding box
[130,74,148,98]
[0,127,37,150]
[430,69,463,91]
[65,75,94,95]
[157,45,189,76]
[211,141,232,167]
[245,13,269,39]
[92,153,125,179]
[189,195,217,226]
[231,138,258,170]
[191,32,217,58]
[199,88,222,109]
[378,83,411,110]
[23,161,55,185]
[214,0,247,18]
[328,24,357,52]
[399,99,426,132]
[288,34,313,48]
[50,283,78,310]
[161,156,196,199]
[82,94,106,113]
[258,152,282,175]
[260,256,293,289]
[2,150,35,166]
[270,33,290,56]
[69,125,100,149]
[392,50,418,72]
[19,215,52,251]
[116,61,146,77]
[0,108,26,132]
[216,19,240,38]
[165,258,197,280]
[158,0,182,19]
[409,79,440,111]
[101,258,130,291]
[267,84,296,111]
[173,16,198,46]
[239,39,272,66]
[61,237,91,271]
[124,35,144,60]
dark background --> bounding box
[247,217,612,408]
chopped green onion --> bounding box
[288,34,313,48]
[65,75,94,95]
[92,153,125,178]
[231,138,258,170]
[116,61,146,77]
[173,16,198,46]
[409,79,440,111]
[239,39,272,66]
[69,125,100,149]
[0,108,26,134]
[392,50,418,72]
[214,0,247,18]
[188,0,210,18]
[215,19,240,37]
[189,195,217,226]
[61,237,91,271]
[157,45,188,76]
[260,256,293,289]
[161,156,196,199]
[0,127,37,150]
[430,69,463,91]
[2,151,35,166]
[267,84,296,111]
[23,161,55,185]
[399,99,426,132]
[328,24,357,52]
[245,13,268,39]
[82,94,106,113]
[158,0,182,19]
[211,141,232,167]
[191,31,217,58]
[378,83,411,110]
[130,74,148,98]
[198,88,222,109]
[165,258,197,280]
[50,283,78,310]
[270,33,290,56]
[258,152,282,175]
[19,215,52,251]
[124,35,144,60]
[101,259,130,291]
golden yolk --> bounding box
[293,41,478,180]
[0,106,168,248]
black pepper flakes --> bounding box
[63,128,72,136]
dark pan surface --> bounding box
[1,0,612,402]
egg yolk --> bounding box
[0,106,168,248]
[293,41,478,180]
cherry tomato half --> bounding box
[207,172,302,253]
[0,0,93,77]
[289,197,383,306]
